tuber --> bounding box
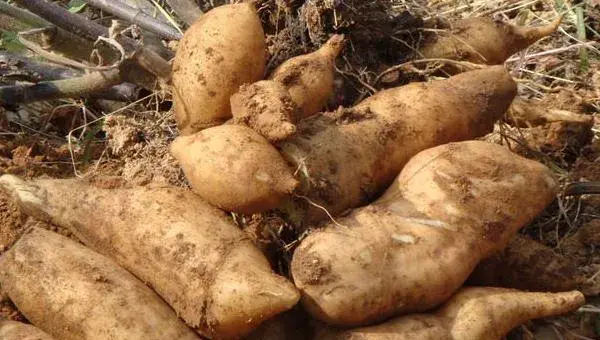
[290,141,558,326]
[172,3,266,134]
[171,124,299,214]
[0,177,300,339]
[269,34,345,119]
[316,287,585,340]
[230,80,299,142]
[420,17,561,66]
[0,228,200,340]
[506,97,593,128]
[280,66,517,223]
[0,320,56,340]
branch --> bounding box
[14,0,171,80]
[0,2,101,62]
[164,0,202,26]
[0,69,122,105]
[83,0,182,40]
[0,51,138,102]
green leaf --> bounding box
[0,30,26,53]
[67,0,87,13]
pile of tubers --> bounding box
[0,3,585,340]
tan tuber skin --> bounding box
[280,66,517,224]
[291,141,558,326]
[172,3,266,134]
[316,287,585,340]
[420,17,561,66]
[231,80,299,142]
[0,228,200,340]
[0,177,300,340]
[171,124,299,214]
[0,320,56,340]
[269,34,345,119]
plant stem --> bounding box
[83,0,182,40]
[575,7,589,72]
[14,0,171,80]
[164,0,202,26]
[0,69,122,104]
[0,2,96,61]
[0,51,138,101]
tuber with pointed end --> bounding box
[280,66,517,224]
[0,320,56,340]
[171,125,299,214]
[0,177,300,339]
[420,17,562,66]
[269,34,345,119]
[0,228,200,340]
[316,287,585,340]
[231,80,299,142]
[172,3,266,134]
[290,141,558,326]
[506,97,593,128]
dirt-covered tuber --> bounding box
[231,80,299,142]
[420,17,561,65]
[291,141,558,326]
[280,66,517,224]
[171,124,299,214]
[269,34,345,119]
[0,177,300,339]
[0,228,200,340]
[172,3,266,134]
[0,320,56,340]
[316,287,585,340]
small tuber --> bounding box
[269,34,345,119]
[420,17,561,66]
[316,287,585,340]
[291,141,558,326]
[172,3,266,134]
[171,124,299,214]
[230,80,299,142]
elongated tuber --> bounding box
[172,3,266,133]
[269,34,345,119]
[420,17,561,65]
[0,228,200,340]
[291,141,558,326]
[0,178,300,339]
[280,66,517,224]
[316,287,585,340]
[171,125,299,214]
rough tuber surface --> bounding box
[0,177,300,339]
[291,141,558,326]
[316,287,585,340]
[280,66,517,224]
[0,228,200,340]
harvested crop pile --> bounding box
[0,0,598,339]
[0,175,300,339]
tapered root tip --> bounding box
[323,34,346,58]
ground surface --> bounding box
[1,0,600,339]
